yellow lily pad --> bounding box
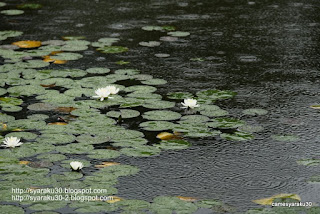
[95,162,120,168]
[253,193,301,205]
[12,40,41,48]
[177,196,198,202]
[106,196,122,203]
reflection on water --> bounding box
[1,0,320,212]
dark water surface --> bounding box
[1,0,320,213]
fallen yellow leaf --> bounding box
[253,194,301,205]
[12,128,24,131]
[50,51,63,55]
[95,162,120,168]
[177,196,198,202]
[48,122,68,125]
[106,196,122,203]
[310,105,320,109]
[157,132,181,140]
[55,107,77,113]
[19,161,30,165]
[40,83,56,88]
[1,123,7,130]
[53,60,67,64]
[12,40,41,48]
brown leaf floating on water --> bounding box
[12,40,41,48]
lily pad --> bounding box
[5,132,37,140]
[87,149,121,159]
[97,46,128,54]
[196,89,237,101]
[0,205,24,214]
[143,110,181,121]
[141,78,167,85]
[0,31,23,41]
[121,146,161,157]
[124,85,157,93]
[220,131,253,141]
[207,118,245,129]
[17,3,42,9]
[271,135,300,142]
[1,9,24,15]
[139,121,176,131]
[86,67,110,74]
[142,100,175,109]
[167,31,190,37]
[167,91,193,100]
[296,159,320,166]
[139,41,161,47]
[106,109,140,119]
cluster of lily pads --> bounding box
[0,6,305,212]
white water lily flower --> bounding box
[93,87,113,101]
[70,161,84,171]
[105,85,120,95]
[2,136,23,148]
[181,98,200,109]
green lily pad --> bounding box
[1,9,24,15]
[5,132,37,140]
[200,109,229,117]
[141,26,163,31]
[196,89,237,101]
[27,114,49,121]
[28,201,68,211]
[296,159,320,166]
[139,121,176,131]
[0,205,24,214]
[8,85,46,96]
[126,92,162,100]
[243,108,268,116]
[141,78,167,85]
[142,100,175,109]
[37,153,66,162]
[86,67,110,74]
[167,91,193,100]
[51,171,83,181]
[76,134,110,144]
[116,60,130,65]
[0,2,6,7]
[50,53,83,61]
[207,118,245,129]
[271,135,300,142]
[220,131,253,141]
[150,196,198,214]
[180,115,210,123]
[17,3,42,9]
[55,143,94,154]
[167,31,190,37]
[124,85,157,93]
[114,69,140,75]
[106,109,140,119]
[143,110,181,121]
[87,149,121,159]
[62,36,86,40]
[121,146,161,157]
[27,103,56,111]
[97,46,128,54]
[0,30,23,41]
[0,96,23,105]
[139,41,161,47]
[37,133,76,144]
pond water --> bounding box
[0,0,320,213]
